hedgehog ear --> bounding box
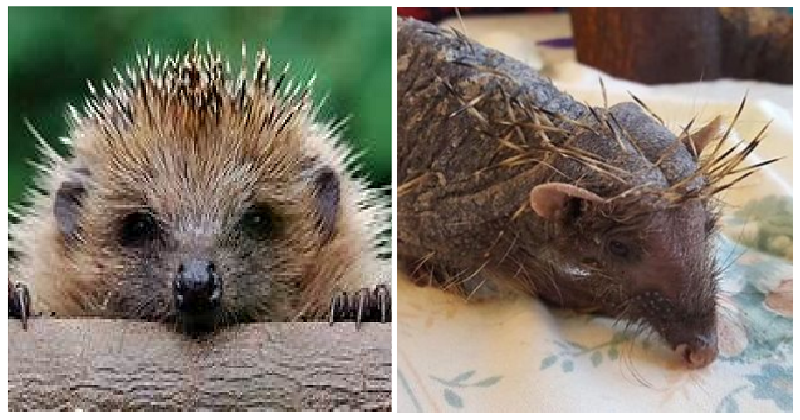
[311,165,340,244]
[54,167,90,242]
[684,116,723,157]
[530,183,606,221]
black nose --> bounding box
[174,259,222,313]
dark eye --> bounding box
[240,205,278,240]
[119,211,159,247]
[608,240,630,258]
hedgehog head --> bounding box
[51,44,350,331]
[526,97,771,368]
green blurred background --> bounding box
[8,6,392,211]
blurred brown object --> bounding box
[570,7,792,84]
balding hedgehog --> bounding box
[8,44,390,334]
[397,18,776,369]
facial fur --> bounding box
[519,183,722,367]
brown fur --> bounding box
[9,45,389,325]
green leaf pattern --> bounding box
[430,370,504,410]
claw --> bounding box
[355,287,369,330]
[18,286,29,330]
[329,291,347,325]
[328,294,336,325]
[9,280,31,330]
[328,284,391,326]
[375,284,390,323]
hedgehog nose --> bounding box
[676,331,719,369]
[174,259,222,313]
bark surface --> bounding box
[8,320,391,411]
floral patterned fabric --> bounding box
[397,58,793,412]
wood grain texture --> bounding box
[8,320,391,411]
[570,7,792,84]
[570,8,723,84]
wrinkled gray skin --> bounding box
[397,18,719,368]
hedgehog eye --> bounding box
[240,205,278,240]
[607,240,630,258]
[119,211,159,247]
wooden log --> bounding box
[570,7,723,84]
[570,7,792,84]
[8,320,391,411]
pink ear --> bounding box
[685,116,723,156]
[529,183,606,220]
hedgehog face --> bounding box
[39,46,352,333]
[588,200,719,369]
[529,183,720,368]
[54,144,340,334]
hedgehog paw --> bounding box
[328,284,391,328]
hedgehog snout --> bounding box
[173,259,222,314]
[635,290,719,368]
[674,330,718,369]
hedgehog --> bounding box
[8,43,391,334]
[397,18,777,369]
